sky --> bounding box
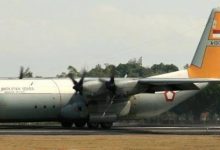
[0,0,219,77]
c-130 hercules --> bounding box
[0,8,220,129]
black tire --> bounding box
[74,121,87,128]
[61,121,73,128]
[100,122,113,129]
[87,122,99,129]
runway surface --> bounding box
[0,125,219,135]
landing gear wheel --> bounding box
[100,122,113,129]
[87,122,99,129]
[61,121,73,128]
[74,121,87,128]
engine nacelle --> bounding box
[60,95,88,121]
[83,79,142,97]
[83,80,106,96]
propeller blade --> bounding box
[68,73,78,85]
[110,74,114,84]
[68,72,85,95]
[105,75,117,95]
[19,66,24,79]
[98,70,117,95]
[78,71,85,86]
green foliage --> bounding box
[116,63,152,77]
[151,63,179,75]
[67,65,80,77]
[56,72,67,78]
[56,58,179,78]
[84,58,151,77]
[183,64,189,69]
[57,66,79,78]
[23,67,33,78]
[87,64,106,77]
[85,58,178,78]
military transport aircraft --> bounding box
[0,8,219,129]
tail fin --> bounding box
[188,8,220,78]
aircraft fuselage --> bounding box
[0,78,205,122]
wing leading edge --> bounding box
[138,78,220,92]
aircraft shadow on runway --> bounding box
[0,125,219,135]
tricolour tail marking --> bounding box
[188,8,220,78]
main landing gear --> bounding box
[100,122,113,129]
[87,122,99,129]
[87,122,113,129]
[60,121,113,129]
[74,120,87,128]
[61,121,73,128]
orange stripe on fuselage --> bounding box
[188,47,220,78]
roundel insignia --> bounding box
[164,91,176,102]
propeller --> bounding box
[19,66,24,79]
[105,74,117,95]
[68,72,85,95]
[98,66,117,95]
[101,73,117,117]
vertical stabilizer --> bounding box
[188,8,220,78]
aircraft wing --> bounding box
[74,77,220,98]
[138,78,220,84]
[137,78,220,92]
